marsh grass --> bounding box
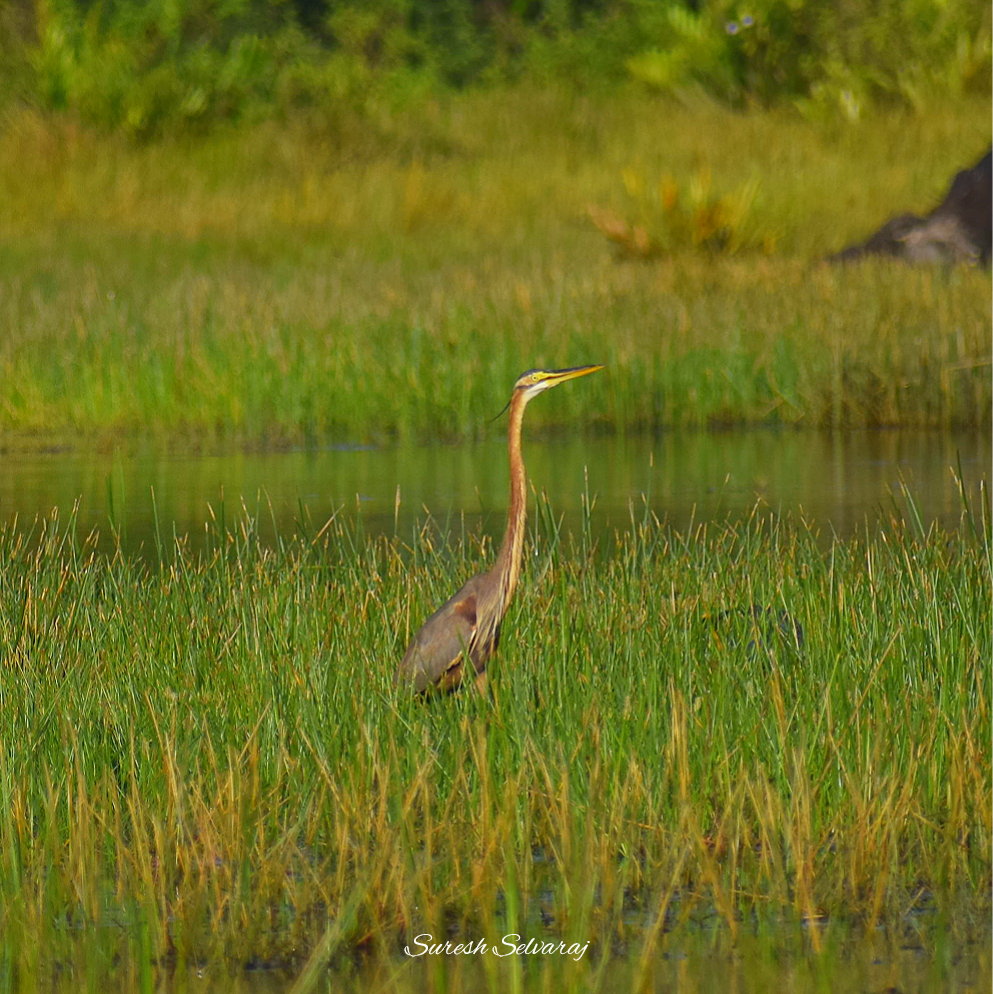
[1,91,990,445]
[0,479,988,988]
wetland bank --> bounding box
[1,49,991,994]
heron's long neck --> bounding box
[491,390,529,611]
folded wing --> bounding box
[396,576,483,693]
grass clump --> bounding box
[589,167,765,257]
[0,486,988,985]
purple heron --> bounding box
[395,365,603,694]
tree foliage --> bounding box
[1,0,989,133]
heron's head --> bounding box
[512,364,603,399]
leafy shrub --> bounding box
[31,3,331,134]
[0,0,35,101]
[626,0,992,114]
[4,0,991,133]
[588,167,767,257]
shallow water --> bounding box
[26,917,992,994]
[1,428,988,557]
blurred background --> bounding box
[0,0,990,552]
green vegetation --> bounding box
[1,6,989,990]
[1,92,990,448]
[0,483,989,987]
[2,0,989,135]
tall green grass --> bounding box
[0,481,988,987]
[0,92,990,445]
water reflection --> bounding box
[0,429,988,556]
[31,918,992,994]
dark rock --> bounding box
[829,148,991,265]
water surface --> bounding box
[32,917,992,994]
[1,428,988,556]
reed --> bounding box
[0,481,988,988]
[0,90,990,445]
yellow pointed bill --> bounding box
[537,364,604,384]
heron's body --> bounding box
[395,365,601,694]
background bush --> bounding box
[626,0,992,116]
[1,0,990,133]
